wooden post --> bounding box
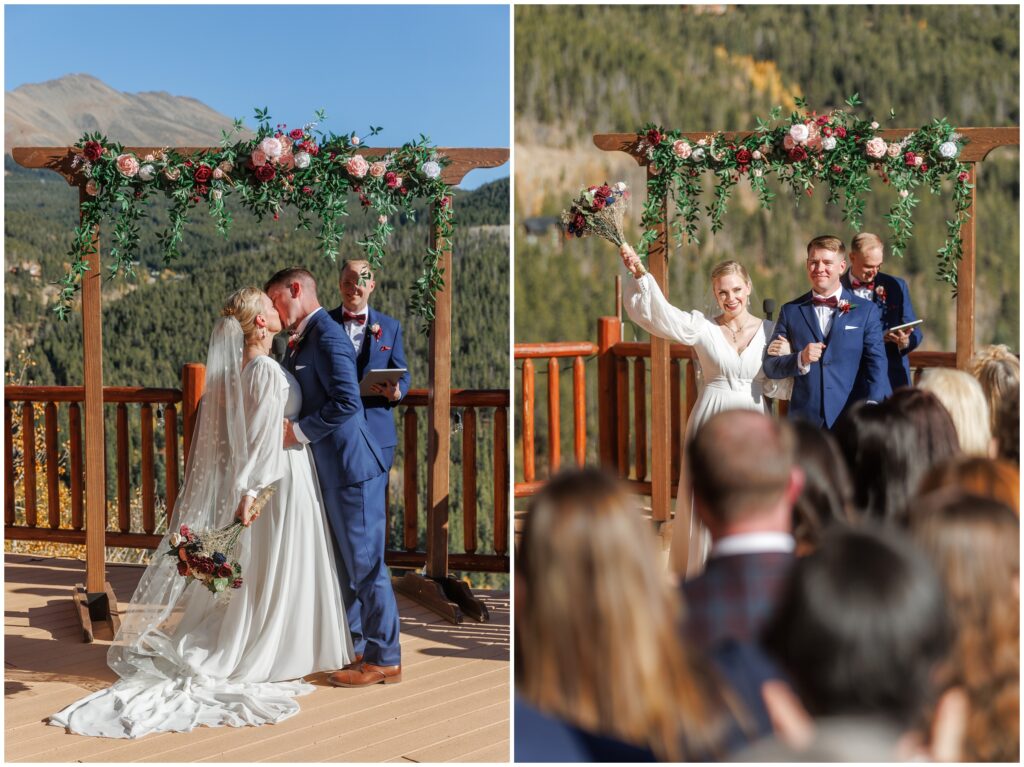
[181,363,205,468]
[597,316,621,468]
[956,165,977,369]
[647,166,672,523]
[426,212,452,580]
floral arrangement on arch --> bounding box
[61,108,454,324]
[634,94,972,290]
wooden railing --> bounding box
[5,367,510,573]
[515,315,960,502]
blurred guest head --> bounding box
[791,421,854,554]
[517,467,735,761]
[688,411,803,538]
[918,368,994,456]
[836,392,960,523]
[969,344,1019,435]
[907,489,1020,763]
[761,525,960,759]
[919,456,1019,515]
[994,380,1020,465]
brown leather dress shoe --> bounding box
[328,662,402,688]
[341,653,364,670]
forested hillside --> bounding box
[515,4,1019,353]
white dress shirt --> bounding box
[341,304,369,352]
[798,284,844,375]
[288,307,325,448]
[709,531,796,559]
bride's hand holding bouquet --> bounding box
[620,242,647,279]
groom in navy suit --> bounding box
[841,232,923,397]
[328,259,410,472]
[265,267,402,686]
[763,235,890,428]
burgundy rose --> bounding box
[822,126,833,137]
[194,164,212,183]
[255,164,276,183]
[591,195,606,211]
[232,578,244,589]
[735,148,752,165]
[218,564,233,578]
[289,128,304,140]
[596,184,612,198]
[816,114,830,126]
[302,185,313,196]
[572,212,586,231]
[957,171,969,182]
[440,196,452,208]
[831,165,843,174]
[384,171,399,188]
[919,164,928,173]
[835,126,847,138]
[177,561,190,576]
[788,146,808,162]
[904,152,917,167]
[185,160,194,168]
[195,184,209,197]
[359,194,370,207]
[83,141,104,162]
[646,129,662,145]
[400,187,408,196]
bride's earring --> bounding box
[259,327,267,340]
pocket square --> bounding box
[295,365,307,371]
[844,325,859,330]
[380,345,392,352]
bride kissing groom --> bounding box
[51,268,400,739]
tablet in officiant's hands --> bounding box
[887,319,924,334]
[359,368,407,397]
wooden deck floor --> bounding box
[4,554,509,762]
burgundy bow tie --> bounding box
[342,311,366,325]
[812,296,839,308]
[851,278,875,291]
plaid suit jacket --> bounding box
[681,551,795,650]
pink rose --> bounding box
[250,149,268,167]
[887,143,901,158]
[212,167,224,180]
[259,136,283,159]
[346,155,369,178]
[783,134,797,151]
[164,166,181,181]
[369,161,387,178]
[864,137,887,159]
[85,179,99,196]
[385,171,399,188]
[672,140,692,159]
[378,215,387,225]
[278,135,293,152]
[115,153,140,177]
[806,135,823,152]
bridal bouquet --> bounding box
[166,487,275,595]
[561,182,631,246]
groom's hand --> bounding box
[800,342,826,366]
[282,418,300,449]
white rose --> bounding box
[692,147,705,161]
[170,533,183,547]
[899,189,909,199]
[822,136,837,151]
[138,164,156,182]
[939,141,958,159]
[211,189,222,201]
[421,160,441,179]
[613,181,627,192]
[753,168,763,178]
[351,135,361,146]
[697,138,707,146]
[295,151,311,169]
[789,123,810,144]
[260,136,283,159]
[914,156,923,166]
[378,215,387,225]
[870,121,880,130]
[752,150,762,160]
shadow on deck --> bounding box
[4,554,509,762]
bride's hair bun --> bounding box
[221,288,264,338]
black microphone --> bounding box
[763,298,776,322]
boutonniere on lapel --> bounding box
[874,285,887,303]
[370,323,383,342]
[837,299,855,315]
[287,332,304,356]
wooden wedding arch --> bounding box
[591,126,1019,530]
[12,143,509,638]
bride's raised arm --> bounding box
[620,243,706,345]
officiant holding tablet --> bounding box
[840,232,924,396]
[331,259,410,471]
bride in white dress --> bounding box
[50,288,353,739]
[619,244,789,579]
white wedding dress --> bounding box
[50,322,352,739]
[622,270,772,577]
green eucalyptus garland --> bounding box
[635,95,972,292]
[63,108,454,324]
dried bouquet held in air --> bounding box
[561,182,631,247]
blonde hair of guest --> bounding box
[918,368,994,457]
[516,468,742,761]
[969,344,1020,435]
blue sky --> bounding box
[5,4,510,188]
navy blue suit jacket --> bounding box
[286,308,385,487]
[327,305,409,450]
[763,288,891,427]
[841,271,922,395]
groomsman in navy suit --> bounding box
[841,232,923,397]
[763,235,890,428]
[265,267,402,687]
[328,259,410,472]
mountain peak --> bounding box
[6,73,240,150]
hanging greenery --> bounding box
[61,108,454,323]
[635,95,972,291]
